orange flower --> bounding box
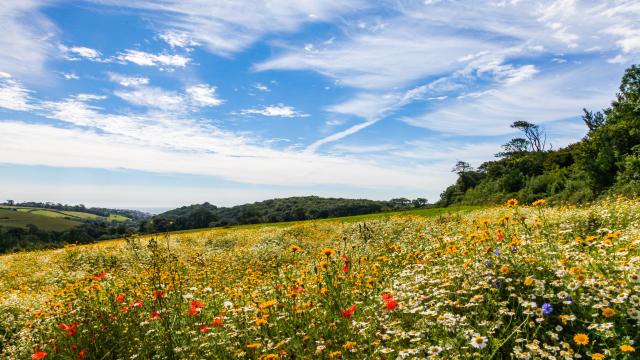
[619,344,635,352]
[342,304,356,320]
[58,322,78,337]
[602,307,615,318]
[32,352,47,360]
[115,294,125,303]
[573,333,589,345]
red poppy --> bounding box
[186,307,199,315]
[92,272,106,280]
[150,310,161,319]
[116,294,125,303]
[191,300,204,309]
[291,285,305,293]
[497,231,504,242]
[342,304,356,320]
[212,317,224,327]
[132,300,143,308]
[416,259,427,264]
[77,350,87,360]
[58,322,78,337]
[32,352,47,360]
[381,293,394,302]
[199,325,211,332]
[153,291,165,300]
[121,306,130,314]
[385,299,399,311]
[341,255,350,273]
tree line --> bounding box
[142,196,429,233]
[439,64,640,206]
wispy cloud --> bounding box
[117,50,190,68]
[0,72,33,111]
[241,104,308,118]
[91,0,364,56]
[108,72,150,87]
[0,0,56,77]
[186,84,224,107]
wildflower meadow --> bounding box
[1,197,639,359]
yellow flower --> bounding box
[260,300,277,309]
[524,277,534,286]
[532,199,546,206]
[602,307,616,318]
[319,261,329,271]
[329,350,342,359]
[500,265,510,275]
[619,344,635,352]
[321,248,336,257]
[343,341,357,350]
[591,353,605,360]
[288,245,302,252]
[247,343,261,350]
[256,317,268,326]
[259,355,279,360]
[506,198,519,207]
[573,333,589,345]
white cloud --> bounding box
[115,86,184,111]
[108,72,150,87]
[0,72,32,111]
[92,0,364,56]
[241,104,308,118]
[60,45,105,61]
[117,50,190,68]
[254,83,270,92]
[75,94,107,101]
[0,1,55,77]
[159,31,199,49]
[186,84,224,107]
[402,64,618,136]
[256,23,493,90]
[62,72,79,80]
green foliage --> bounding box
[440,64,640,206]
[151,196,429,232]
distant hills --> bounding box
[144,196,427,232]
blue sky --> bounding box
[0,0,638,212]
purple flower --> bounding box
[542,303,553,315]
[485,260,492,268]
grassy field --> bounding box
[0,208,81,231]
[0,206,129,224]
[0,198,638,359]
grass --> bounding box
[0,206,129,222]
[0,208,81,231]
[1,198,638,359]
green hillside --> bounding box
[0,206,128,221]
[0,209,81,231]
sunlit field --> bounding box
[1,198,639,359]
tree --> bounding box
[5,200,14,206]
[412,198,428,208]
[510,121,547,152]
[582,109,606,132]
[452,161,473,174]
[496,138,529,157]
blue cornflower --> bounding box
[542,303,553,315]
[485,260,492,268]
[493,249,500,256]
[493,280,501,288]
